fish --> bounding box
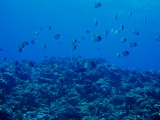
[94,2,101,8]
[94,20,98,26]
[144,19,146,23]
[18,41,29,50]
[128,42,137,47]
[121,51,129,57]
[11,60,19,65]
[132,30,139,35]
[72,44,77,51]
[57,77,63,84]
[23,41,29,47]
[128,12,132,17]
[54,34,60,40]
[18,41,29,51]
[42,44,46,50]
[51,64,58,69]
[17,47,23,53]
[85,60,96,69]
[93,108,100,116]
[156,36,160,41]
[12,70,19,76]
[31,38,37,44]
[15,60,19,65]
[18,43,24,49]
[120,24,124,30]
[0,48,2,51]
[115,13,118,20]
[103,30,108,39]
[116,53,121,57]
[74,68,87,73]
[92,34,102,42]
[86,30,91,34]
[35,31,39,35]
[2,56,6,61]
[114,29,120,34]
[48,25,51,30]
[120,37,126,43]
[26,61,34,67]
[111,28,120,35]
[111,28,115,34]
[40,26,43,31]
[17,41,29,53]
[71,38,78,45]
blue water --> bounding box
[0,0,160,70]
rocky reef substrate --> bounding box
[0,57,160,120]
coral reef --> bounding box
[0,57,160,120]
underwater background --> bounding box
[0,0,160,120]
[1,0,160,70]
